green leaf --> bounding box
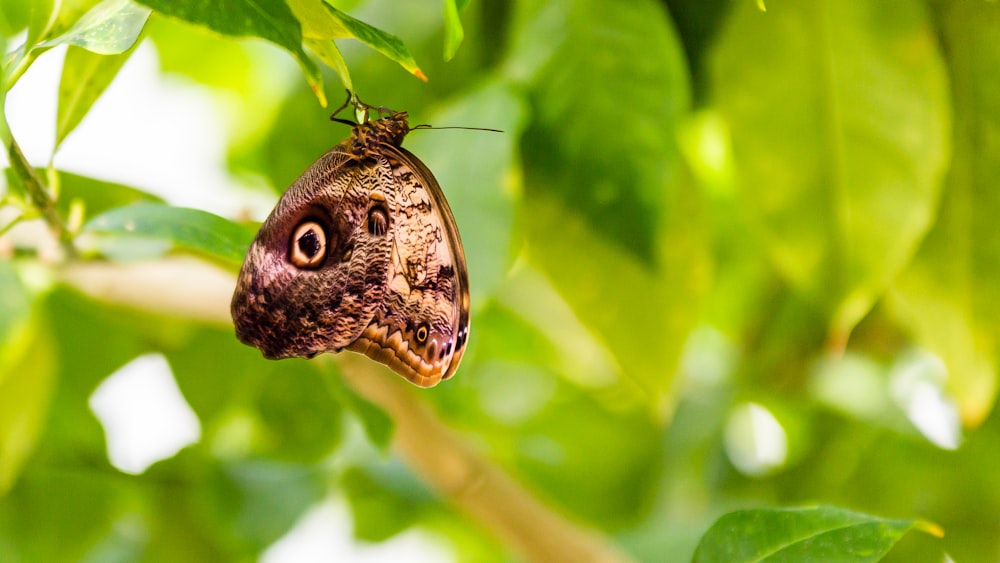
[52,169,164,218]
[80,203,257,267]
[320,360,393,450]
[0,263,50,497]
[143,450,326,556]
[710,0,950,338]
[341,387,392,448]
[522,190,693,405]
[511,389,663,525]
[661,0,731,99]
[0,32,9,146]
[4,167,162,234]
[38,0,149,54]
[304,37,352,91]
[253,364,343,463]
[513,0,705,402]
[134,0,298,55]
[286,0,350,39]
[321,0,427,82]
[889,0,1000,426]
[55,43,138,152]
[0,261,30,346]
[518,0,690,264]
[0,467,131,561]
[137,451,233,560]
[0,0,31,37]
[135,0,326,105]
[221,460,326,547]
[489,267,620,387]
[25,0,57,49]
[342,466,426,541]
[167,326,346,462]
[442,0,468,61]
[0,344,54,496]
[39,288,163,458]
[148,15,256,94]
[4,1,48,90]
[502,2,567,86]
[229,83,336,195]
[6,0,140,89]
[166,327,267,424]
[692,505,936,562]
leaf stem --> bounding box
[7,136,75,254]
[0,213,25,238]
[5,51,37,92]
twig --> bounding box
[61,257,633,563]
[338,353,632,563]
[7,137,75,253]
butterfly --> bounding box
[231,95,470,387]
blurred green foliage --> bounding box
[2,0,1000,561]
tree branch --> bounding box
[62,257,632,563]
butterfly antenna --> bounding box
[412,124,504,133]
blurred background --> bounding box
[2,0,1000,561]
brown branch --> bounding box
[62,257,633,563]
[337,353,631,563]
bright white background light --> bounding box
[724,402,789,477]
[262,498,454,563]
[88,353,201,474]
[890,350,962,450]
[6,43,274,218]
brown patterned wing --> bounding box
[231,146,397,360]
[346,146,470,387]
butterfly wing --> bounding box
[346,145,470,387]
[233,113,470,387]
[231,147,396,359]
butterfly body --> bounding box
[231,109,469,387]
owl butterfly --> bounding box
[231,96,470,387]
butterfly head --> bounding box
[349,111,411,157]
